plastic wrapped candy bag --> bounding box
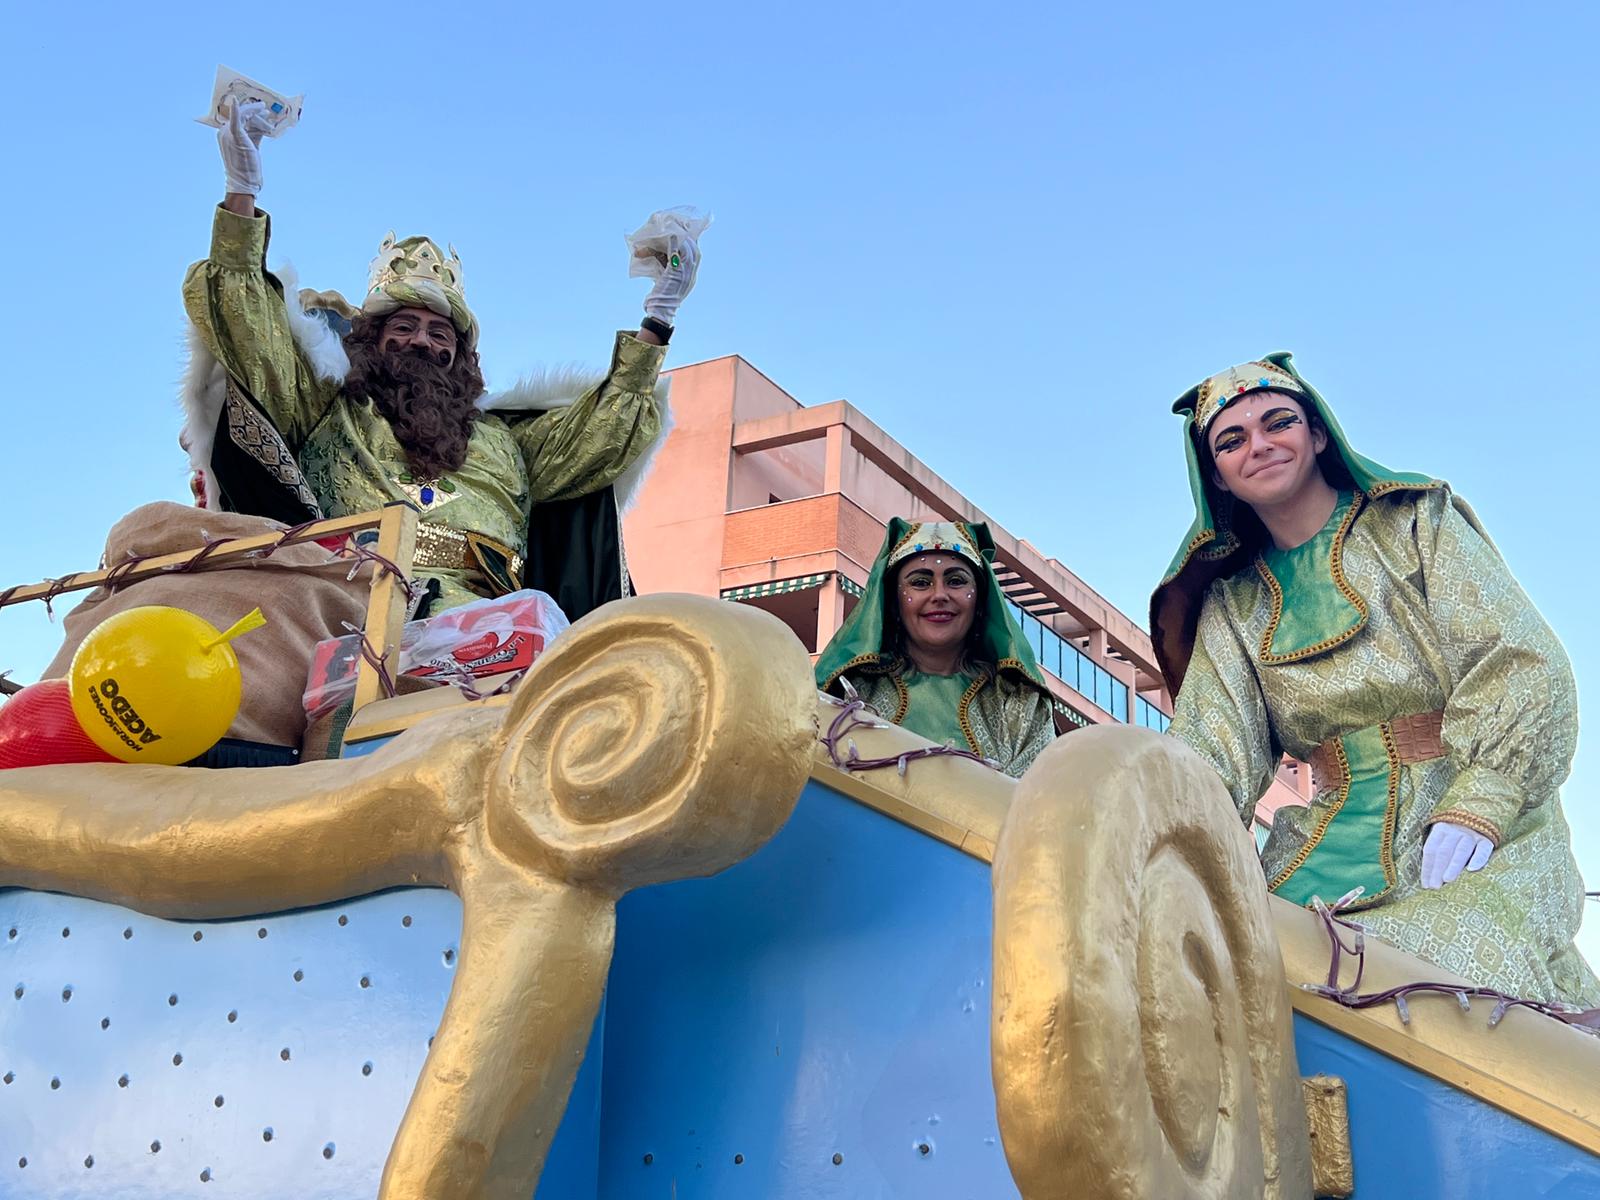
[625,207,712,280]
[404,590,569,681]
[302,590,570,720]
[195,65,304,137]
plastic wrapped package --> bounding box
[195,65,303,135]
[625,207,712,279]
[302,590,569,720]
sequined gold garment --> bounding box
[182,206,663,611]
[1171,488,1599,1006]
[845,669,1056,779]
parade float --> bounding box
[2,504,1599,1199]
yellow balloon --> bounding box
[68,606,267,765]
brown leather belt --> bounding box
[1306,710,1445,793]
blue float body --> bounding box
[3,770,1596,1197]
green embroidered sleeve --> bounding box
[1169,588,1281,824]
[181,206,338,452]
[997,686,1056,779]
[1417,489,1578,845]
[505,332,665,504]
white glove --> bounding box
[218,100,275,197]
[1420,821,1493,889]
[642,233,701,327]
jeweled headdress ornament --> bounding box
[886,521,987,571]
[363,232,478,347]
[1184,360,1309,436]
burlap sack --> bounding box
[44,503,373,749]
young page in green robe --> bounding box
[1152,353,1598,1006]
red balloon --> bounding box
[0,680,120,769]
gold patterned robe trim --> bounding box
[411,523,525,583]
[1169,487,1599,1006]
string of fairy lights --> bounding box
[1304,889,1600,1031]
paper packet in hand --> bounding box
[195,65,304,137]
[626,207,712,280]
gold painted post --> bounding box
[1302,1075,1355,1197]
[352,503,420,715]
[990,725,1314,1200]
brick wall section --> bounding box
[838,497,886,574]
[722,495,887,580]
[723,496,842,571]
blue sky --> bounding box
[4,3,1599,959]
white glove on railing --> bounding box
[1420,821,1493,889]
[218,100,274,197]
[642,234,701,327]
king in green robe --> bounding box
[181,208,669,619]
[1152,352,1598,1007]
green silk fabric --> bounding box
[1258,491,1363,658]
[1272,723,1396,906]
[899,672,976,748]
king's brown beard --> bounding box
[343,314,486,480]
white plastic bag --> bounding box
[625,207,712,280]
[301,590,569,718]
[404,589,569,679]
[195,65,304,137]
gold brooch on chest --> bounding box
[396,472,463,510]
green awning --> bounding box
[721,574,830,601]
[838,575,864,599]
[1052,698,1092,729]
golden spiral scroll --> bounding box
[0,594,817,1199]
[488,599,810,890]
[990,726,1313,1200]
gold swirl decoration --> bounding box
[0,594,817,1199]
[990,726,1313,1200]
[488,603,798,889]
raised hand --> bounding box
[218,99,275,199]
[642,231,701,328]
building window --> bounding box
[1136,696,1171,733]
[1001,599,1134,723]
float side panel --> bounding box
[0,887,460,1198]
[598,778,1019,1199]
[1293,1015,1600,1198]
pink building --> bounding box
[622,354,1309,824]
